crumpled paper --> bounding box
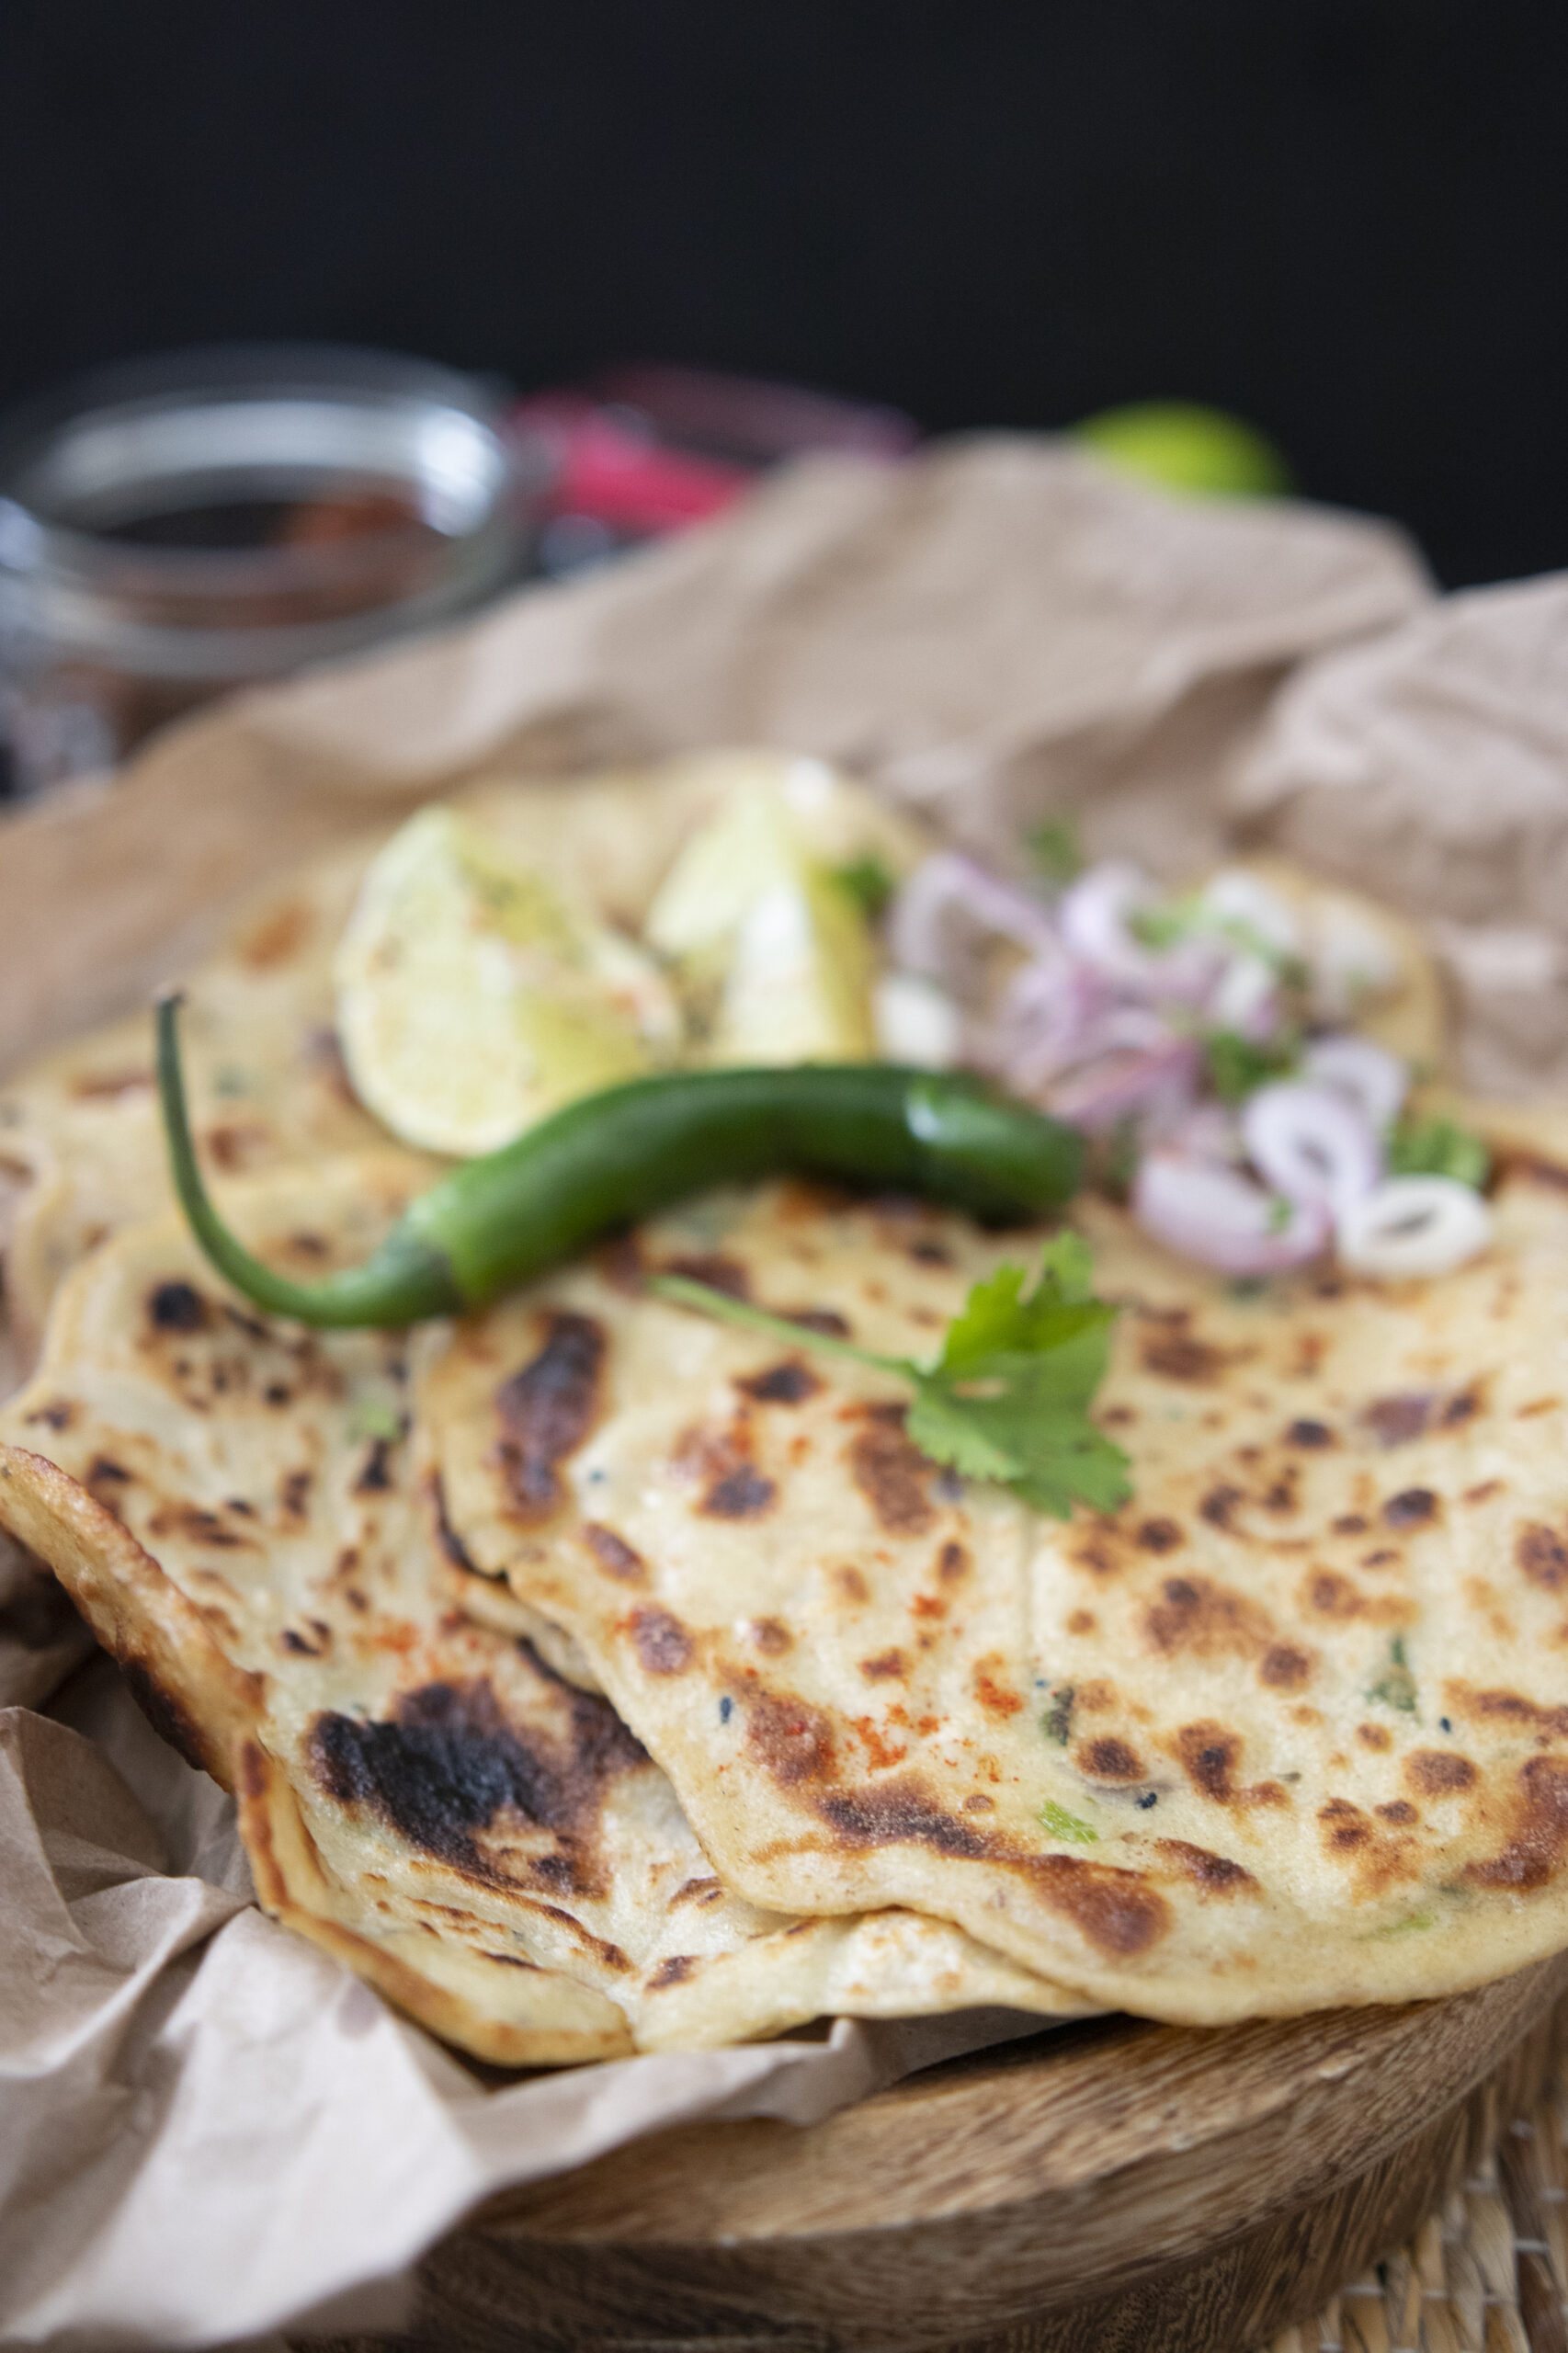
[0,435,1482,2349]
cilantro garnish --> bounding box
[830,852,897,921]
[651,1232,1131,1518]
[1203,1028,1300,1104]
[1368,1633,1418,1715]
[1039,1799,1098,1843]
[1387,1113,1490,1191]
[1028,815,1085,888]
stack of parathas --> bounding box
[5,758,1568,2066]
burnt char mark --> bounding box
[354,1438,395,1494]
[746,1690,835,1787]
[1462,1757,1568,1892]
[1260,1643,1314,1690]
[1029,1854,1170,1958]
[783,1305,852,1338]
[581,1523,648,1585]
[1174,1722,1241,1802]
[1076,1736,1144,1782]
[1145,1575,1274,1661]
[84,1457,132,1520]
[494,1312,607,1523]
[1199,1484,1244,1531]
[431,1472,483,1577]
[1286,1420,1335,1449]
[736,1359,822,1406]
[22,1398,76,1433]
[848,1405,935,1537]
[1451,1687,1568,1738]
[700,1464,778,1520]
[122,1660,210,1772]
[1517,1523,1568,1592]
[661,1253,752,1300]
[818,1775,992,1857]
[1153,1838,1257,1895]
[1406,1750,1478,1797]
[1141,1332,1226,1385]
[647,1954,698,1989]
[1382,1488,1438,1531]
[0,1571,79,1650]
[1136,1518,1185,1554]
[629,1606,694,1676]
[1363,1394,1436,1448]
[149,1280,208,1334]
[859,1648,906,1680]
[308,1675,643,1887]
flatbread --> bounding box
[0,1163,1087,2063]
[424,1169,1568,2025]
[0,756,926,1361]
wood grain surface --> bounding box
[303,1953,1568,2352]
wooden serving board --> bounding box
[309,1951,1568,2353]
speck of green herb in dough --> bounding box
[1042,1686,1075,1745]
[1386,1113,1490,1191]
[1040,1799,1098,1844]
[830,852,896,922]
[1368,1632,1418,1715]
[1027,815,1085,887]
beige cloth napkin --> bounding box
[0,436,1460,2348]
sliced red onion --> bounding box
[1058,862,1220,1001]
[984,953,1111,1093]
[1133,1151,1331,1273]
[1335,1176,1493,1279]
[886,852,1055,990]
[1046,1033,1201,1132]
[1299,1035,1409,1132]
[1206,951,1279,1040]
[1242,1081,1381,1215]
[1163,1101,1244,1163]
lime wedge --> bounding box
[645,769,876,1063]
[335,806,680,1156]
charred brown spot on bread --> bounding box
[1406,1749,1478,1796]
[1174,1723,1241,1802]
[1145,1574,1276,1661]
[278,1467,312,1521]
[629,1607,694,1676]
[121,1659,210,1773]
[847,1404,935,1536]
[581,1523,647,1585]
[907,1236,953,1266]
[1363,1394,1436,1448]
[1136,1518,1185,1553]
[148,1280,208,1334]
[146,1501,254,1551]
[834,1565,869,1606]
[700,1463,778,1520]
[1286,1420,1335,1449]
[1383,1487,1439,1531]
[647,1953,697,1989]
[1462,1756,1568,1891]
[354,1438,394,1494]
[1377,1800,1418,1824]
[859,1648,906,1680]
[1516,1523,1568,1592]
[1199,1484,1244,1530]
[429,1473,483,1577]
[1153,1839,1257,1894]
[22,1398,76,1432]
[818,1775,991,1856]
[1448,1684,1568,1738]
[971,1658,1025,1716]
[782,1304,852,1338]
[1305,1569,1365,1620]
[1030,1854,1170,1956]
[659,1251,752,1299]
[736,1360,821,1405]
[746,1690,835,1786]
[1142,1330,1228,1384]
[84,1456,133,1519]
[1318,1797,1372,1851]
[744,1616,792,1656]
[307,1675,642,1890]
[493,1312,606,1523]
[1077,1735,1143,1782]
[1260,1643,1314,1690]
[1358,1722,1392,1752]
[937,1540,971,1585]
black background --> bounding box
[4,3,1565,586]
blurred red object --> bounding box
[510,366,917,569]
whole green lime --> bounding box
[1072,402,1294,498]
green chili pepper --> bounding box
[156,993,1084,1329]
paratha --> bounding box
[0,1162,1087,2062]
[423,1168,1568,2024]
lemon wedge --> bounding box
[645,764,877,1063]
[335,806,680,1156]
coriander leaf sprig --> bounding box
[651,1231,1131,1518]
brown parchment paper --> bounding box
[0,436,1460,2349]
